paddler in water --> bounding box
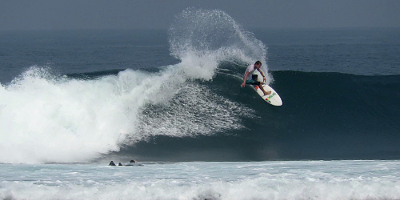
[109,161,116,166]
[241,61,271,96]
[109,159,141,166]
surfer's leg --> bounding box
[258,83,271,96]
[246,80,255,85]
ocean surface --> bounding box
[1,9,400,200]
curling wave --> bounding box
[0,9,265,163]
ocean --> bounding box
[1,9,400,200]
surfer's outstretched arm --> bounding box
[241,71,250,88]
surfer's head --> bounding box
[254,61,262,68]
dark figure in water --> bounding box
[109,159,141,166]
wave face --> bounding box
[119,69,400,161]
[0,9,265,164]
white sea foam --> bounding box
[1,161,400,200]
[0,65,253,164]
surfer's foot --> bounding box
[263,91,271,96]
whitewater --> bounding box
[2,161,400,200]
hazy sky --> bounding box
[0,0,399,30]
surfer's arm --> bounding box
[241,71,250,87]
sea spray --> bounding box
[169,8,271,83]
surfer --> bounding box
[109,161,116,166]
[241,61,271,96]
[108,159,141,166]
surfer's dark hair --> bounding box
[255,61,262,65]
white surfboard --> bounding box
[250,71,283,106]
[252,83,282,106]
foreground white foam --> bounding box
[1,160,400,200]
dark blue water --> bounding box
[120,69,400,161]
[1,28,399,82]
[0,30,177,83]
[1,28,399,162]
[255,28,400,75]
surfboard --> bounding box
[252,84,282,106]
[251,71,283,106]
